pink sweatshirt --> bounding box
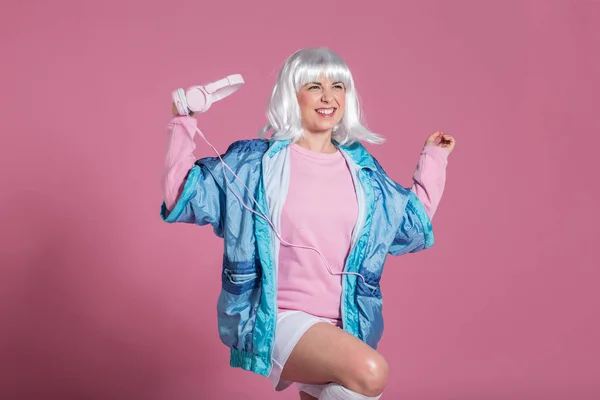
[163,117,448,323]
[276,144,358,323]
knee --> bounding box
[351,354,389,397]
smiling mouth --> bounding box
[316,108,336,117]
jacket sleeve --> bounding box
[387,146,448,256]
[160,162,224,233]
[388,191,434,256]
[160,116,224,234]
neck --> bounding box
[296,130,337,154]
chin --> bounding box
[316,122,340,132]
[317,128,336,135]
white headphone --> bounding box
[172,74,244,115]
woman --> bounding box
[161,47,454,399]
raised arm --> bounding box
[160,110,225,232]
[389,131,455,256]
[162,115,198,211]
[410,145,449,219]
[410,131,455,219]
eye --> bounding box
[333,84,345,90]
[308,85,320,90]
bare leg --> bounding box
[281,323,388,397]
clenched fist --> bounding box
[425,131,455,154]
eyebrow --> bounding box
[305,81,345,86]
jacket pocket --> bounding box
[222,268,260,295]
[356,293,384,349]
[217,271,261,351]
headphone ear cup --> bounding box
[172,88,189,115]
[186,86,212,113]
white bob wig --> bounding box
[259,47,384,146]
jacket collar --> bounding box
[267,139,377,171]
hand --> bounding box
[425,131,455,154]
[172,102,196,117]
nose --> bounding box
[321,89,333,103]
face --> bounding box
[296,76,346,136]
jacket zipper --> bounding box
[341,165,368,332]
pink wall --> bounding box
[1,0,598,399]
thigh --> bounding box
[280,321,388,392]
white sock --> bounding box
[318,383,382,400]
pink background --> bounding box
[1,0,598,399]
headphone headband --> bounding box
[204,74,244,101]
[172,74,244,115]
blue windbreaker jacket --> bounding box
[161,138,434,377]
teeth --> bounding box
[317,109,334,115]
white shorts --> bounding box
[268,310,337,397]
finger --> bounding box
[443,140,455,148]
[427,133,444,145]
[429,131,444,140]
